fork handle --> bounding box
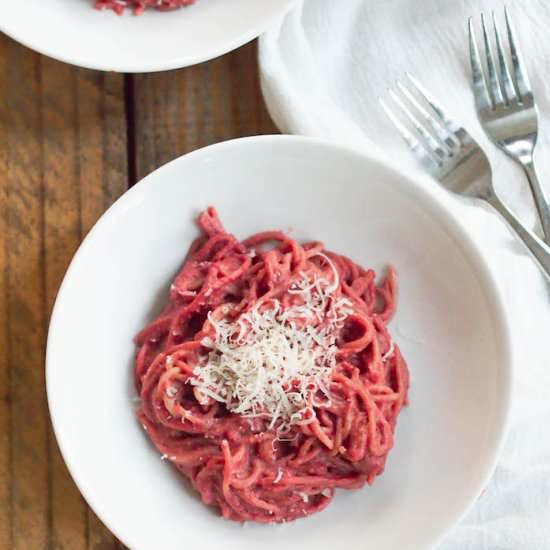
[486,192,550,279]
[522,160,550,245]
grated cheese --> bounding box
[165,385,178,398]
[188,255,353,432]
[382,341,395,361]
[273,468,284,484]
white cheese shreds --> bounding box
[189,258,353,433]
[273,468,284,484]
[382,341,395,361]
[165,385,178,398]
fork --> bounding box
[468,7,550,243]
[380,75,550,279]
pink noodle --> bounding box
[94,0,195,15]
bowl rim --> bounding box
[0,0,298,72]
[46,134,514,549]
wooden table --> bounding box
[0,34,277,550]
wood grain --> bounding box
[0,34,127,550]
[0,31,10,550]
[0,33,276,550]
[4,38,49,550]
[132,41,277,180]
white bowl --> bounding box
[47,135,512,550]
[0,0,298,72]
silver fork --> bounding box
[469,7,550,242]
[380,75,550,279]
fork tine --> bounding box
[481,13,504,107]
[396,80,457,153]
[388,88,448,160]
[492,11,516,105]
[505,6,531,101]
[379,98,419,152]
[405,74,463,140]
[379,98,442,173]
[468,18,492,111]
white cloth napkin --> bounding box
[259,1,550,548]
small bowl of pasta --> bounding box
[0,0,298,72]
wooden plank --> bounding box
[41,54,85,550]
[0,31,11,550]
[132,41,278,181]
[43,62,128,550]
[4,37,50,550]
[0,34,127,550]
[48,66,128,550]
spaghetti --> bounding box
[135,207,409,523]
[94,0,195,15]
